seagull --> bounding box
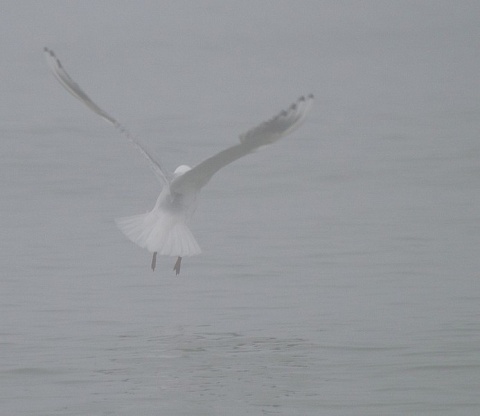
[44,47,314,275]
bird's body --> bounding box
[115,165,201,273]
[44,47,313,274]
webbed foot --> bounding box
[173,256,182,275]
[151,252,157,271]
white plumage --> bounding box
[44,47,313,274]
[115,165,201,257]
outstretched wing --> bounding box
[171,94,314,194]
[44,47,170,185]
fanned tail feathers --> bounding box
[115,212,201,257]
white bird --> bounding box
[44,47,314,275]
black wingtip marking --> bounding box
[44,47,55,58]
[44,47,63,69]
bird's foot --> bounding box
[151,252,157,271]
[173,257,182,275]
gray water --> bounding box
[1,1,480,415]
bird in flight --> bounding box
[44,47,314,275]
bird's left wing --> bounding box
[44,47,170,185]
[171,94,314,194]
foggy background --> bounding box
[1,1,479,415]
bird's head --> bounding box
[173,165,192,178]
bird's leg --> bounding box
[173,257,182,275]
[151,252,157,271]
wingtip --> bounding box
[44,47,55,61]
[44,47,64,71]
[298,94,314,103]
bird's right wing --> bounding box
[171,94,314,194]
[44,47,170,185]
